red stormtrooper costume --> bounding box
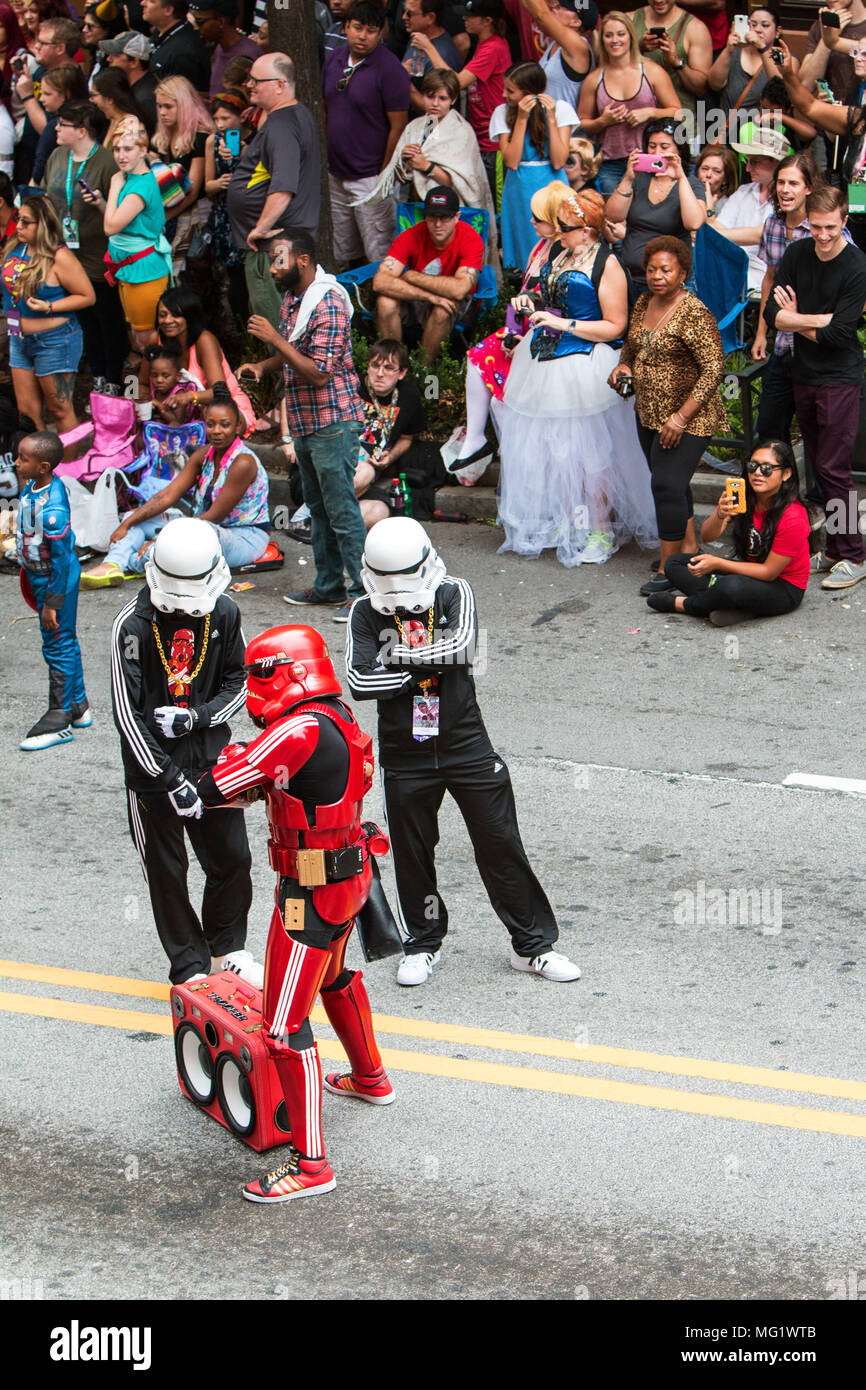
[198,623,394,1203]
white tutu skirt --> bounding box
[498,336,659,567]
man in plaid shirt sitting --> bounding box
[240,227,366,623]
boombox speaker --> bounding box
[170,970,293,1153]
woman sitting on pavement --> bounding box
[139,285,256,434]
[81,381,269,586]
[608,235,727,595]
[646,439,810,625]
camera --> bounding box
[615,375,636,399]
[822,10,841,28]
[770,46,784,62]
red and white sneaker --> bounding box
[323,1070,395,1105]
[242,1148,336,1203]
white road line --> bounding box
[783,773,866,797]
[523,757,866,797]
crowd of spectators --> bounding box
[4,0,866,641]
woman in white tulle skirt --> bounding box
[498,187,658,567]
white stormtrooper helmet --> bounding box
[361,517,447,615]
[145,516,231,616]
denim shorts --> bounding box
[9,317,83,376]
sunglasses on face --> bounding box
[557,220,584,232]
[745,460,783,476]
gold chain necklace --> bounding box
[152,614,211,695]
[394,607,436,692]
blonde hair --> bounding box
[529,179,572,227]
[600,11,641,67]
[7,196,65,302]
[112,115,149,150]
[569,136,602,180]
[153,75,214,159]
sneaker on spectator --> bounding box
[283,588,347,607]
[331,600,354,623]
[810,551,834,574]
[821,559,866,590]
[581,531,617,564]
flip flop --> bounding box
[80,564,126,589]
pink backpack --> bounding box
[55,392,137,482]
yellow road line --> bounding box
[2,989,865,1139]
[3,960,866,1104]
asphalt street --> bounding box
[2,521,866,1304]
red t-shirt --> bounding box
[465,35,510,152]
[681,5,729,53]
[750,500,810,590]
[389,219,485,279]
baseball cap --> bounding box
[556,0,599,30]
[99,30,154,59]
[730,120,791,160]
[423,185,460,216]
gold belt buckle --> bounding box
[296,848,327,887]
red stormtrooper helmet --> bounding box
[244,624,342,727]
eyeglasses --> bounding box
[745,460,783,476]
[55,120,82,129]
[247,75,282,88]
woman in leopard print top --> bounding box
[610,235,727,594]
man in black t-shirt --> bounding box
[354,338,426,528]
[765,184,866,590]
[226,52,320,326]
[143,0,211,91]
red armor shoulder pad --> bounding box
[242,711,321,783]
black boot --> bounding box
[20,708,73,751]
[70,700,92,728]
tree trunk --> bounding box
[267,0,334,271]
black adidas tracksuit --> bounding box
[110,588,252,983]
[345,577,558,958]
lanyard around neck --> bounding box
[66,144,98,210]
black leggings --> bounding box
[665,553,805,618]
[637,422,709,542]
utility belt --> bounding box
[268,839,365,886]
[268,822,388,886]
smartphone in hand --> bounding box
[225,128,241,157]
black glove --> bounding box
[154,706,198,739]
[168,773,204,819]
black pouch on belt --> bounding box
[355,856,404,963]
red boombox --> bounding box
[170,971,293,1153]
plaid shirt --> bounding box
[758,213,853,357]
[279,288,364,437]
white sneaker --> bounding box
[220,949,264,990]
[580,531,616,565]
[396,951,439,987]
[510,948,581,982]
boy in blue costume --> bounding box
[15,431,91,750]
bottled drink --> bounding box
[398,473,413,517]
[387,477,404,515]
